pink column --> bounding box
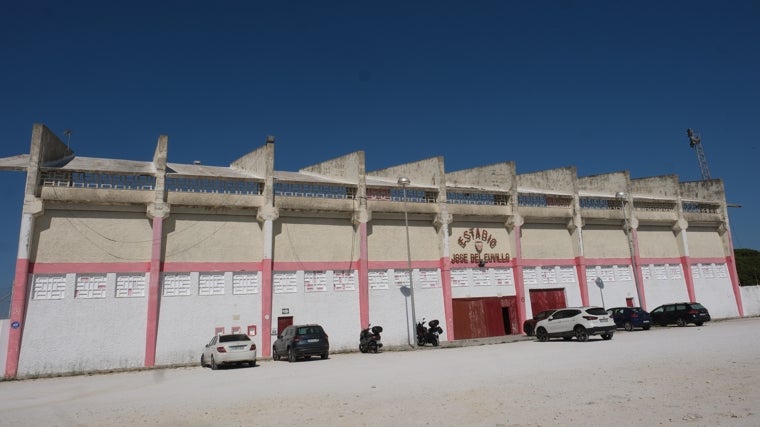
[681,256,696,303]
[576,256,589,306]
[261,258,273,357]
[358,222,370,329]
[631,228,648,310]
[144,216,164,367]
[513,225,527,333]
[5,213,34,379]
[725,230,745,316]
[440,255,454,339]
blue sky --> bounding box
[1,1,759,315]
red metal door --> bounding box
[277,316,293,336]
[529,289,567,315]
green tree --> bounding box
[735,248,760,286]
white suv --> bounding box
[534,307,615,342]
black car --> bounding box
[606,307,651,331]
[523,309,557,336]
[272,324,330,362]
[649,302,711,327]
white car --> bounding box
[534,307,615,342]
[201,333,257,369]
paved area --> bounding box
[1,318,758,426]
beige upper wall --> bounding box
[368,219,440,261]
[164,214,262,263]
[520,224,575,259]
[274,217,358,263]
[582,225,630,259]
[33,210,152,263]
[687,227,726,257]
[637,226,680,258]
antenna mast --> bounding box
[686,128,711,180]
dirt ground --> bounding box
[1,317,759,427]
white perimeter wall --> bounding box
[155,272,262,365]
[368,269,446,345]
[639,263,689,309]
[741,286,760,317]
[18,273,147,377]
[691,263,740,319]
[584,265,639,308]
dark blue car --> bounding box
[606,307,651,331]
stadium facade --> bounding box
[0,124,745,378]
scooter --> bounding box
[359,324,383,353]
[416,318,443,347]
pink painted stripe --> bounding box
[358,223,369,329]
[5,257,29,379]
[261,258,272,358]
[144,217,163,367]
[512,226,527,335]
[575,256,589,306]
[440,256,454,340]
[681,256,696,303]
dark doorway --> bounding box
[277,316,293,336]
[501,307,510,335]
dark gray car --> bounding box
[272,324,330,362]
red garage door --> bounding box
[529,289,567,315]
[453,297,516,340]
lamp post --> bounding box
[616,191,644,307]
[398,177,417,347]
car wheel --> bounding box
[272,347,280,361]
[643,325,651,330]
[676,318,686,327]
[695,321,704,326]
[249,360,256,367]
[288,347,296,363]
[536,327,548,342]
[200,354,206,368]
[211,355,218,370]
[574,326,588,342]
[601,333,613,340]
[524,326,534,337]
[321,352,329,360]
[624,321,633,332]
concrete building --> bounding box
[0,124,745,378]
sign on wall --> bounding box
[417,269,441,289]
[199,273,225,296]
[75,274,108,299]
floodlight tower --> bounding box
[686,128,711,180]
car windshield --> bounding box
[691,303,706,310]
[219,334,251,343]
[586,307,608,316]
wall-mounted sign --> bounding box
[282,308,290,315]
[11,321,20,329]
[452,227,510,265]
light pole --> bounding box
[616,191,644,307]
[398,176,417,347]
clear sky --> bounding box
[1,1,759,316]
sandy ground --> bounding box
[1,317,759,427]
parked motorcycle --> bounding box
[416,318,443,347]
[359,324,383,353]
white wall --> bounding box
[18,273,147,377]
[740,285,760,317]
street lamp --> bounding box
[616,191,644,307]
[398,176,417,347]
